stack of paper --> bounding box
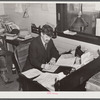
[63,30,77,35]
[6,33,18,40]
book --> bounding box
[6,35,18,40]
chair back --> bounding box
[13,39,33,74]
[16,43,30,73]
[31,23,41,35]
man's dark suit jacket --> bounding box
[22,36,59,71]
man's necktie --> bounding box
[45,43,47,50]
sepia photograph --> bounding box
[0,0,100,98]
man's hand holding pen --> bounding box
[49,57,56,65]
[41,57,56,70]
[44,64,52,70]
[41,63,54,70]
[45,58,56,70]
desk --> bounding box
[56,56,100,91]
[19,74,48,91]
[5,37,34,73]
[5,37,34,47]
[19,56,100,91]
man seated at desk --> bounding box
[22,24,60,72]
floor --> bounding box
[0,51,19,91]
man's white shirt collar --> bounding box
[41,36,45,47]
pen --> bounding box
[31,75,40,80]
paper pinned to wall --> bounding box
[96,19,100,36]
[41,4,48,11]
[0,4,5,15]
[15,4,23,13]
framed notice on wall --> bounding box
[96,18,100,36]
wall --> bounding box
[32,33,100,57]
[4,3,56,32]
[53,36,100,56]
[3,3,100,55]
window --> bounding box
[56,3,99,36]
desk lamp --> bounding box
[69,4,88,32]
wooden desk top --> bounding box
[5,37,34,46]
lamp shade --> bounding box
[70,15,88,32]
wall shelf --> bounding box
[57,32,100,46]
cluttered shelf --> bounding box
[57,30,100,46]
[5,37,34,46]
[0,30,35,47]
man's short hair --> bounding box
[41,24,53,37]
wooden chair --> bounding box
[14,40,49,91]
[13,41,31,91]
[31,23,41,35]
[13,43,30,73]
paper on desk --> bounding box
[22,68,42,79]
[72,64,82,70]
[42,65,59,73]
[18,30,32,39]
[6,35,18,40]
[81,52,94,65]
[56,55,76,67]
[58,72,66,80]
[55,54,83,70]
[19,30,30,36]
[33,72,58,91]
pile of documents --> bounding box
[6,33,18,40]
[18,30,32,40]
[55,51,95,70]
[63,30,77,35]
[22,68,66,91]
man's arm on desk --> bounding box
[28,40,43,70]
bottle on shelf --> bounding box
[12,64,16,74]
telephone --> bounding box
[75,45,84,57]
